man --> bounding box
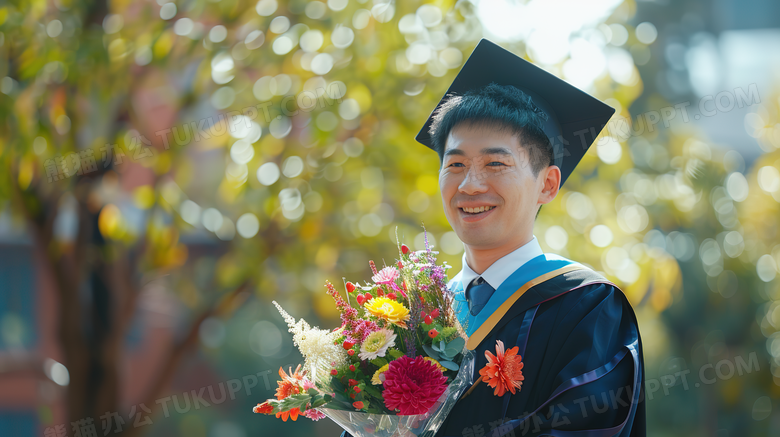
[420,39,646,437]
[340,39,645,437]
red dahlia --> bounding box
[382,356,447,415]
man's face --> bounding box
[439,123,545,250]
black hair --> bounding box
[428,83,554,177]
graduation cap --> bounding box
[415,38,615,188]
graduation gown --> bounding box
[340,253,645,437]
[438,253,645,437]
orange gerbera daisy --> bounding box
[275,365,306,400]
[271,365,309,421]
[478,340,524,397]
[276,408,301,422]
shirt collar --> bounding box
[458,236,543,292]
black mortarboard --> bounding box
[416,38,615,188]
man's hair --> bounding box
[428,83,554,177]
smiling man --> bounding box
[418,40,646,437]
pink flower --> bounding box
[347,319,380,343]
[382,356,447,415]
[372,267,400,285]
[325,280,359,332]
[303,409,326,421]
[302,377,317,391]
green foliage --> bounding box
[422,336,464,370]
[370,357,388,368]
[386,349,404,360]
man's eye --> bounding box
[448,162,465,168]
[487,161,506,167]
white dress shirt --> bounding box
[450,236,544,292]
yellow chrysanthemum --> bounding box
[424,357,447,372]
[364,297,410,328]
[372,364,390,385]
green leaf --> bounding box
[331,378,348,396]
[443,336,465,359]
[447,337,465,352]
[364,398,391,414]
[388,349,404,359]
[443,346,461,357]
[323,397,358,411]
[333,390,353,405]
[278,394,311,411]
[439,360,460,371]
[363,384,384,400]
[371,357,389,367]
[441,350,457,360]
[422,344,441,360]
[310,395,332,409]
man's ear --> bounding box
[538,165,561,205]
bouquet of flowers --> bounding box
[253,235,475,436]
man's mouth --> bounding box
[459,206,496,215]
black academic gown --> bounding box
[340,263,646,437]
[435,266,645,437]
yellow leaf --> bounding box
[133,185,155,209]
[98,204,122,238]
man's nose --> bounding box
[458,163,488,195]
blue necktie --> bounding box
[465,276,495,316]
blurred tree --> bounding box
[0,0,261,435]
